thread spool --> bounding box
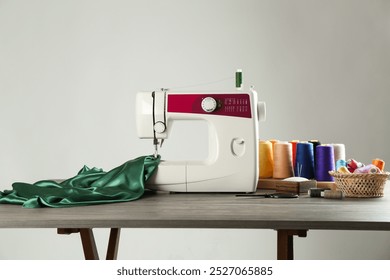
[289,140,299,168]
[347,159,364,173]
[273,142,294,179]
[332,144,346,165]
[372,158,385,172]
[259,140,274,178]
[269,139,279,150]
[308,188,331,197]
[322,190,344,199]
[315,145,335,181]
[294,142,315,179]
[309,140,321,161]
[235,69,242,90]
[353,164,381,174]
[335,159,347,171]
[337,166,350,174]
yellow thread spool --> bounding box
[337,166,350,174]
[259,140,274,178]
[372,158,385,172]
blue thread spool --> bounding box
[335,159,347,171]
[315,145,335,181]
[294,142,315,179]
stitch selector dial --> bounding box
[201,97,217,113]
[154,121,166,134]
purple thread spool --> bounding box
[294,142,315,179]
[315,145,335,181]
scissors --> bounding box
[235,192,298,199]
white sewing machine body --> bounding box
[136,90,265,192]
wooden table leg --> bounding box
[106,228,121,260]
[57,228,99,259]
[79,228,100,260]
[277,229,307,260]
[58,228,121,260]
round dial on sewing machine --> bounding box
[201,97,217,113]
[154,121,166,134]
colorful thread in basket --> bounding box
[336,158,385,174]
[329,170,389,198]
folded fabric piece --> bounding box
[0,155,160,208]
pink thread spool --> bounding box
[353,164,381,174]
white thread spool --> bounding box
[322,190,344,199]
[332,144,346,163]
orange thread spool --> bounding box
[273,142,294,179]
[372,158,385,171]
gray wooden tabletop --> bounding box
[1,183,389,231]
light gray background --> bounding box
[0,0,389,259]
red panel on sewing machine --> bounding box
[167,93,252,118]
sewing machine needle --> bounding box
[154,144,158,158]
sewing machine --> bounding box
[136,89,266,192]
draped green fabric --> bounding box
[0,155,160,208]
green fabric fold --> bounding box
[0,155,160,208]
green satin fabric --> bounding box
[0,155,160,208]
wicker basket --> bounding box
[328,171,389,198]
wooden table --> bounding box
[1,184,389,260]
